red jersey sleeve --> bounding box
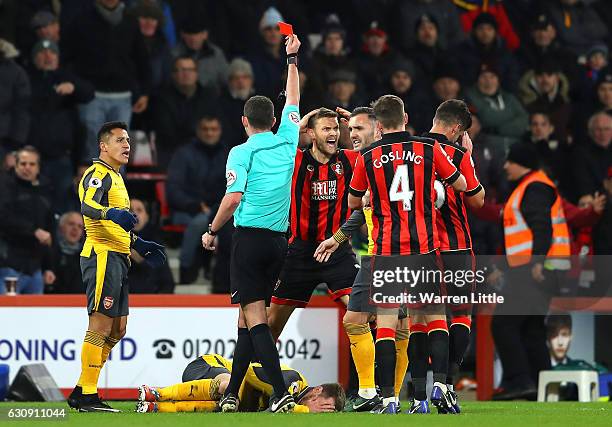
[459,152,482,196]
[349,153,367,196]
[433,142,460,184]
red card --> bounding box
[278,21,293,36]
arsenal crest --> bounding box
[332,162,343,175]
[103,296,114,310]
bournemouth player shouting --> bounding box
[418,100,485,414]
[348,95,467,414]
[267,108,360,339]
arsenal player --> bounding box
[267,108,360,340]
[422,99,484,413]
[348,95,467,414]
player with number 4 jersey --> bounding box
[348,95,467,415]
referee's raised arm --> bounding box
[284,35,301,107]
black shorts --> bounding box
[272,240,358,307]
[440,250,475,312]
[230,227,287,306]
[81,250,129,317]
[182,354,231,382]
[370,252,442,310]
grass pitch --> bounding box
[0,401,610,427]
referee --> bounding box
[202,34,301,413]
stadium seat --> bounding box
[155,181,187,234]
[537,370,599,402]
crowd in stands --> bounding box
[0,0,611,295]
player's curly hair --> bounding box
[319,383,346,412]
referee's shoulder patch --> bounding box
[226,169,237,187]
[288,111,300,124]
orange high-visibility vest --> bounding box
[503,170,571,267]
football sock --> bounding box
[344,322,376,398]
[225,328,253,396]
[101,336,119,365]
[448,317,471,385]
[375,328,396,399]
[77,330,105,395]
[408,324,428,401]
[394,328,409,398]
[158,379,221,401]
[428,320,450,384]
[155,401,217,413]
[249,323,287,397]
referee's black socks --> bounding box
[249,323,288,397]
[225,327,253,396]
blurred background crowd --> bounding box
[0,0,611,296]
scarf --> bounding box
[95,1,126,26]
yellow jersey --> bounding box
[79,159,131,255]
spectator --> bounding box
[516,14,579,90]
[30,10,60,44]
[518,60,572,141]
[0,146,54,294]
[27,39,94,214]
[173,15,228,96]
[219,58,255,147]
[465,63,529,149]
[455,12,520,92]
[62,0,151,160]
[574,70,612,144]
[406,14,449,85]
[324,70,363,111]
[132,0,173,92]
[129,198,174,293]
[356,21,402,100]
[151,56,216,169]
[454,0,520,51]
[46,211,84,294]
[573,112,612,200]
[523,112,570,191]
[310,15,358,100]
[0,38,30,163]
[246,7,287,99]
[545,0,608,56]
[65,163,89,213]
[166,115,228,284]
[432,67,463,103]
[391,0,465,52]
[385,59,435,135]
[581,44,608,93]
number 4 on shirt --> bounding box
[389,164,413,211]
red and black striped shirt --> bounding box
[290,148,359,243]
[349,131,459,255]
[423,133,482,251]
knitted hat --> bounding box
[506,142,540,170]
[31,39,59,59]
[30,10,57,30]
[473,12,498,30]
[259,7,283,31]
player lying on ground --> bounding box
[136,353,345,413]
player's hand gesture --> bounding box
[299,109,320,134]
[285,34,300,55]
[314,237,340,263]
[336,107,351,127]
[592,191,607,215]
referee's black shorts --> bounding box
[230,227,287,306]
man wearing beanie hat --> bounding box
[406,14,450,83]
[173,14,228,95]
[492,141,570,401]
[456,11,520,92]
[26,38,95,213]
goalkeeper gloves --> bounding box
[104,208,138,231]
[133,236,167,268]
